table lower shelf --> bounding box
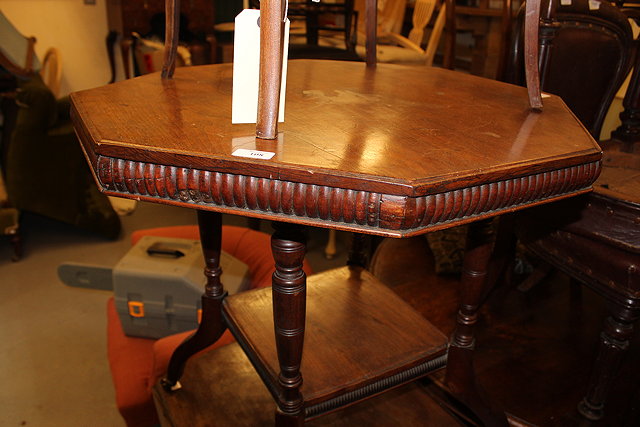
[153,342,459,426]
[222,266,448,416]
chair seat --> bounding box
[355,44,426,64]
[519,190,640,302]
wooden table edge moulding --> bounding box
[70,0,600,425]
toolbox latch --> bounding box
[128,301,145,318]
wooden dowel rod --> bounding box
[365,0,377,68]
[524,0,542,109]
[256,0,286,140]
[162,0,180,79]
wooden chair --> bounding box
[39,47,62,99]
[504,0,634,138]
[502,0,639,420]
[442,0,516,78]
[355,0,407,42]
[355,0,448,66]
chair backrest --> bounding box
[355,0,407,38]
[409,0,447,66]
[0,11,39,78]
[39,47,62,98]
[504,0,635,138]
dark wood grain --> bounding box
[524,0,542,109]
[70,61,600,194]
[365,0,377,67]
[84,153,599,237]
[152,342,460,426]
[271,223,307,424]
[370,237,640,425]
[70,60,601,236]
[223,266,448,411]
[257,0,286,139]
[161,210,228,389]
[161,0,180,79]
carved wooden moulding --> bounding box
[95,155,601,237]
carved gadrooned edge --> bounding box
[96,155,601,234]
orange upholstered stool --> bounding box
[106,225,313,427]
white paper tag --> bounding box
[232,9,289,124]
[560,0,571,5]
[588,0,600,9]
[232,148,276,160]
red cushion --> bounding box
[106,297,159,427]
[109,225,313,426]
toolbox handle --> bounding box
[146,242,185,258]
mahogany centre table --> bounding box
[70,59,601,425]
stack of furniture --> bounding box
[71,0,604,424]
[509,0,640,420]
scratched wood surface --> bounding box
[223,266,448,408]
[70,60,600,197]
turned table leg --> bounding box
[578,305,640,420]
[162,210,228,390]
[271,222,307,426]
[444,219,509,427]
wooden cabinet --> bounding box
[105,0,215,38]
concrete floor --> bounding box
[0,201,347,426]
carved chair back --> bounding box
[504,0,635,138]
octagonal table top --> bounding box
[71,60,601,236]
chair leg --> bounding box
[578,305,640,421]
[10,232,22,262]
[324,229,337,260]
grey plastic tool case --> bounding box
[114,236,250,339]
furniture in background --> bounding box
[4,74,120,240]
[39,47,62,99]
[105,0,217,80]
[0,12,113,254]
[356,0,448,65]
[0,171,20,261]
[444,0,518,79]
[287,0,362,61]
[495,0,640,420]
[107,225,313,426]
[355,0,407,43]
[0,11,38,80]
[289,0,357,51]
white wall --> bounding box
[1,0,114,97]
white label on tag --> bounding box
[232,9,289,124]
[588,0,600,9]
[232,148,276,160]
[560,0,571,5]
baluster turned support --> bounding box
[445,219,509,427]
[271,222,307,426]
[347,233,371,268]
[257,0,287,140]
[612,42,640,153]
[162,0,180,79]
[162,210,228,390]
[578,306,640,420]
